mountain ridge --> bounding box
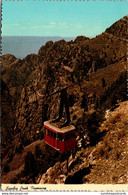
[1,15,127,184]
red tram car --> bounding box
[44,121,76,153]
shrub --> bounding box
[94,99,100,110]
[24,152,37,176]
[35,144,42,159]
[20,133,32,146]
[110,113,122,124]
[11,177,18,184]
[112,175,118,183]
[115,150,121,160]
[81,95,88,111]
[4,164,10,173]
[102,78,106,88]
[94,143,111,160]
[39,132,44,140]
[15,144,24,154]
[95,145,105,157]
[111,94,117,108]
[8,152,14,163]
[117,129,126,140]
[104,148,109,159]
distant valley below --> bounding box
[2,36,75,59]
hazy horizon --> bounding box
[2,36,75,59]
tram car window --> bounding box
[48,129,50,136]
[56,134,58,140]
[58,134,64,141]
[53,132,56,139]
[46,129,50,136]
[51,131,54,138]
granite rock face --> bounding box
[1,16,127,184]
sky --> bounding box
[2,0,128,37]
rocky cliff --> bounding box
[1,16,127,184]
[40,101,128,184]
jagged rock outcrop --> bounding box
[1,79,15,146]
[105,15,127,40]
[1,16,127,184]
[74,35,90,43]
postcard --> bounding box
[1,0,127,192]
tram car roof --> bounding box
[44,121,75,133]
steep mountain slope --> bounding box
[1,79,14,147]
[105,15,127,40]
[1,15,127,184]
[40,101,128,184]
